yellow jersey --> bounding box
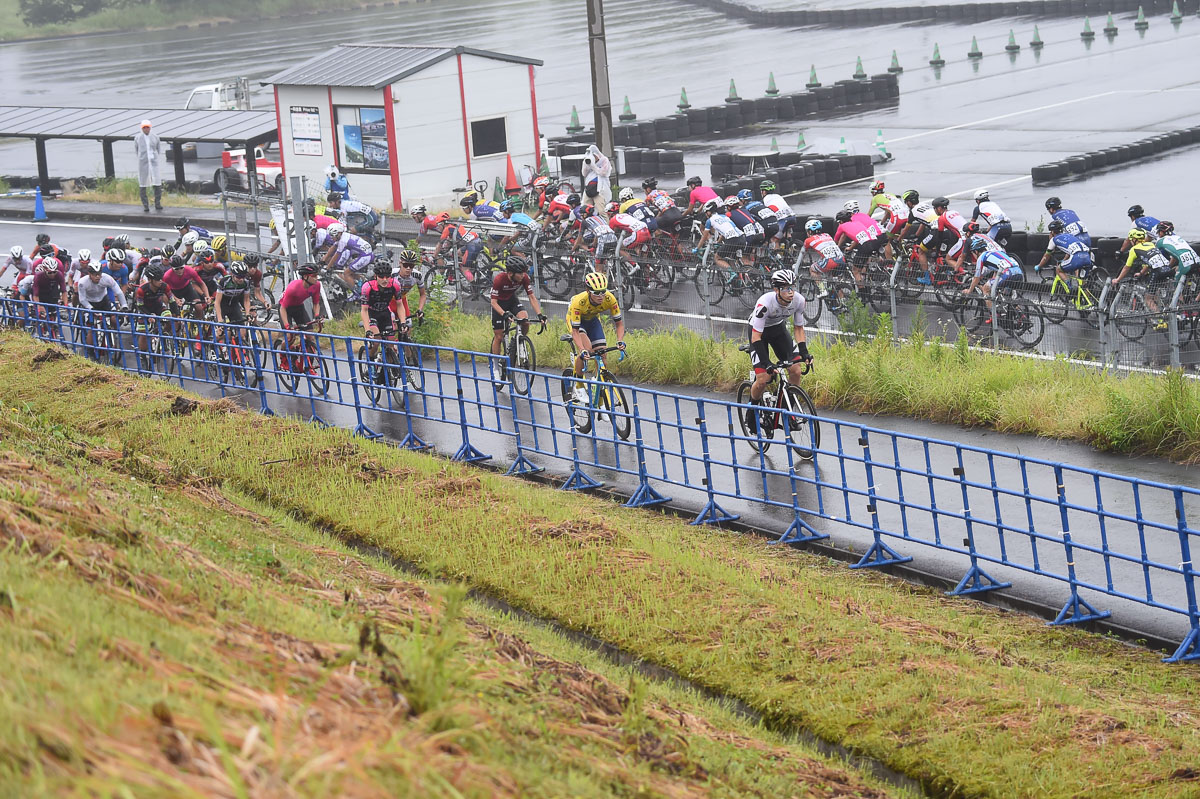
[619,198,641,214]
[566,290,622,327]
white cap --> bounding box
[140,119,152,129]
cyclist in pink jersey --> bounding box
[833,210,881,284]
[161,256,209,307]
[684,176,719,214]
[278,263,324,330]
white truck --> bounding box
[184,79,253,159]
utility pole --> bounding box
[586,0,614,162]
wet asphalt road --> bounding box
[2,0,1199,233]
[9,219,1200,646]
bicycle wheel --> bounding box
[959,296,991,336]
[381,345,410,406]
[781,385,819,460]
[509,333,535,395]
[401,339,424,392]
[252,288,278,325]
[734,268,769,312]
[1040,282,1070,324]
[695,264,725,306]
[794,277,824,325]
[560,368,593,434]
[537,256,574,299]
[597,371,631,441]
[272,339,299,393]
[1004,300,1045,349]
[933,267,970,309]
[303,342,329,396]
[636,261,674,303]
[735,380,772,454]
[356,345,383,404]
[1113,290,1150,342]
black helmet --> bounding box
[1047,220,1064,233]
[506,256,530,274]
[641,177,658,191]
[173,217,190,229]
[1156,220,1175,237]
[1044,196,1062,211]
[398,248,420,265]
[1127,204,1144,218]
[303,198,316,213]
[565,193,581,208]
[38,244,54,256]
[326,191,343,203]
[297,262,319,276]
[834,210,852,223]
[168,255,185,269]
[373,260,393,277]
[145,265,165,280]
[162,244,175,257]
[242,252,261,267]
[932,196,949,208]
[686,176,703,188]
[102,236,115,250]
[148,247,164,258]
[902,189,919,204]
[36,233,50,245]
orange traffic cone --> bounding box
[504,154,520,195]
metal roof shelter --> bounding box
[0,106,278,188]
[263,44,542,89]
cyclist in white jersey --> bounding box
[759,179,796,242]
[746,269,812,405]
[695,199,745,271]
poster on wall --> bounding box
[341,124,364,165]
[359,108,389,170]
[289,106,322,157]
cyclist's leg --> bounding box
[574,318,604,378]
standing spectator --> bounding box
[134,119,163,213]
[580,144,612,213]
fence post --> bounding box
[450,351,490,463]
[849,426,912,568]
[623,394,670,508]
[1098,280,1113,367]
[1048,464,1111,625]
[1166,488,1200,662]
[504,359,543,476]
[560,385,604,491]
[344,339,382,440]
[248,327,274,416]
[946,445,1011,595]
[888,259,899,324]
[1169,279,1185,370]
[990,292,1000,350]
[690,400,738,526]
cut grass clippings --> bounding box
[2,331,1199,799]
[0,389,907,797]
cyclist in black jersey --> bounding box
[213,262,253,330]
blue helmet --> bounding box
[969,236,988,252]
[736,189,753,202]
[499,199,515,213]
[805,219,823,235]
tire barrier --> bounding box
[674,0,1192,27]
[709,151,874,190]
[547,74,900,154]
[1031,125,1200,184]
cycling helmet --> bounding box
[169,255,185,269]
[869,181,886,195]
[736,189,753,203]
[834,210,852,223]
[1127,204,1144,218]
[1156,220,1175,236]
[324,165,339,179]
[372,260,393,277]
[145,265,165,281]
[842,200,860,214]
[147,248,163,259]
[41,257,60,272]
[618,187,636,202]
[1047,220,1064,234]
[106,248,125,263]
[327,222,346,237]
[228,261,248,277]
[703,198,722,213]
[579,204,596,217]
[102,237,115,250]
[771,269,796,288]
[398,248,420,265]
[932,196,949,208]
[409,204,427,217]
[902,189,920,204]
[192,239,210,254]
[759,180,776,194]
[180,230,199,247]
[459,191,479,208]
[566,193,581,208]
[36,233,50,246]
[973,189,989,203]
[642,177,658,191]
[506,256,531,274]
[303,197,317,214]
[496,199,513,214]
[242,253,261,267]
[9,245,22,259]
[162,244,175,258]
[196,250,215,264]
[724,195,741,208]
[173,217,190,230]
[606,201,620,216]
[584,271,608,292]
[77,248,91,262]
[1128,228,1147,242]
[805,219,823,235]
[38,244,54,256]
[114,234,131,248]
[969,236,989,252]
[963,222,981,234]
[297,263,319,276]
[686,176,703,188]
[211,235,227,252]
[82,260,101,274]
[533,175,552,190]
[1045,196,1062,211]
[326,191,343,204]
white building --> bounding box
[264,44,544,211]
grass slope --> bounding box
[0,384,905,797]
[2,331,1198,799]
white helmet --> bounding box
[325,165,340,179]
[618,187,635,202]
[842,200,860,214]
[105,249,125,263]
[192,239,210,254]
[77,248,92,262]
[328,222,346,237]
[41,257,60,273]
[703,198,722,213]
[410,204,427,216]
[974,189,989,203]
[9,245,22,260]
[181,230,200,247]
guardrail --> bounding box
[3,297,1198,663]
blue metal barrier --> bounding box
[3,297,1199,663]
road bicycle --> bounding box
[496,313,544,395]
[272,319,329,396]
[134,310,180,376]
[1037,263,1109,328]
[208,317,263,388]
[76,306,123,365]
[735,345,819,459]
[956,287,1045,350]
[1110,277,1174,342]
[559,336,631,441]
[356,319,424,405]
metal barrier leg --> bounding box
[623,399,669,508]
[775,413,827,544]
[345,340,382,440]
[505,363,542,476]
[396,346,430,451]
[690,401,738,526]
[560,429,604,491]
[849,427,911,568]
[946,446,1012,596]
[450,353,490,463]
[1166,489,1200,662]
[249,328,274,416]
[1049,466,1111,625]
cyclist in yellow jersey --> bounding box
[566,271,627,398]
[866,181,893,217]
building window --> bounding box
[470,117,507,158]
[335,106,389,171]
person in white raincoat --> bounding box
[134,119,163,212]
[580,144,612,214]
